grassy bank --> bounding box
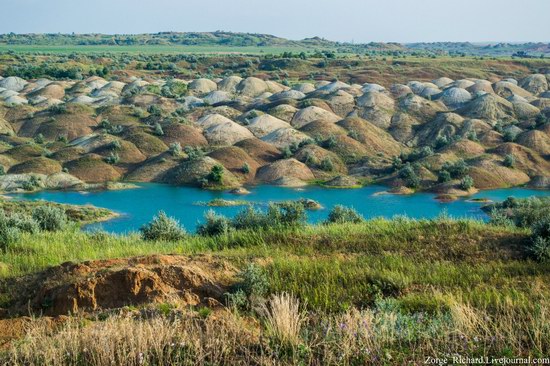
[1,212,549,364]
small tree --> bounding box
[242,162,250,174]
[208,165,224,183]
[460,175,474,190]
[140,211,186,241]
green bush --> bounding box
[459,175,474,190]
[140,211,186,241]
[7,212,40,234]
[320,157,334,172]
[196,210,233,237]
[104,152,120,165]
[153,123,164,136]
[266,201,306,227]
[32,206,67,232]
[488,208,514,227]
[325,205,364,224]
[207,165,224,183]
[437,170,452,183]
[503,154,515,168]
[238,263,269,298]
[184,146,205,160]
[530,217,550,262]
[485,197,550,228]
[169,142,182,157]
[398,163,420,189]
[442,159,469,179]
[0,210,32,249]
[232,206,268,230]
[0,223,20,250]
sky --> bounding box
[2,0,549,43]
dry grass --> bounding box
[3,295,549,365]
[259,293,305,347]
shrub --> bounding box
[238,263,269,298]
[232,206,268,230]
[208,165,224,183]
[34,133,45,144]
[391,156,403,171]
[398,163,420,189]
[153,123,164,136]
[32,206,67,232]
[169,142,182,157]
[110,139,121,151]
[140,211,186,241]
[486,197,550,228]
[503,154,515,168]
[267,202,306,227]
[503,130,517,142]
[0,222,20,250]
[530,217,550,262]
[442,159,469,179]
[147,105,162,116]
[488,208,514,227]
[325,205,364,224]
[0,166,4,175]
[184,146,205,160]
[242,162,250,174]
[281,146,293,159]
[459,175,474,190]
[323,135,337,149]
[99,119,111,130]
[7,212,40,234]
[320,157,334,172]
[196,210,233,237]
[434,135,448,149]
[438,170,452,183]
[104,152,120,165]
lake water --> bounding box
[8,184,550,234]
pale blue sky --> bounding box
[2,0,549,43]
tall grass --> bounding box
[4,297,549,365]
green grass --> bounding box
[1,216,545,315]
[1,216,549,362]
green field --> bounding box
[0,44,317,55]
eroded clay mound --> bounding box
[7,255,236,317]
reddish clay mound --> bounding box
[5,255,236,317]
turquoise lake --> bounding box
[8,184,550,234]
